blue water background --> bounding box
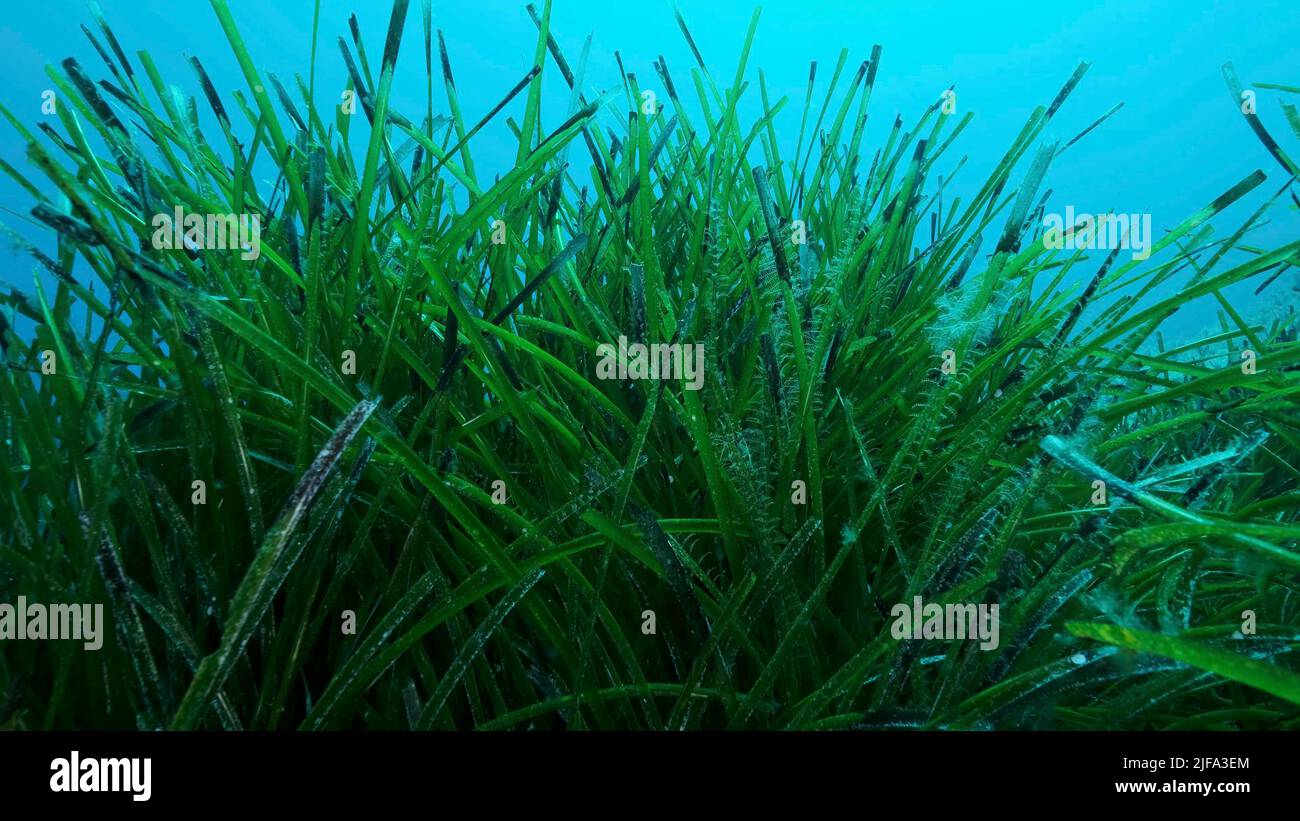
[0,0,1296,344]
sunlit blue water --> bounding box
[0,0,1296,340]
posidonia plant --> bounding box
[1,0,1299,730]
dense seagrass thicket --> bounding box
[2,0,1300,730]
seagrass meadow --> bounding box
[2,0,1300,732]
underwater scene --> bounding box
[0,0,1298,736]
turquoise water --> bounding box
[1,0,1296,338]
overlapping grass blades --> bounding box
[1,1,1298,730]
